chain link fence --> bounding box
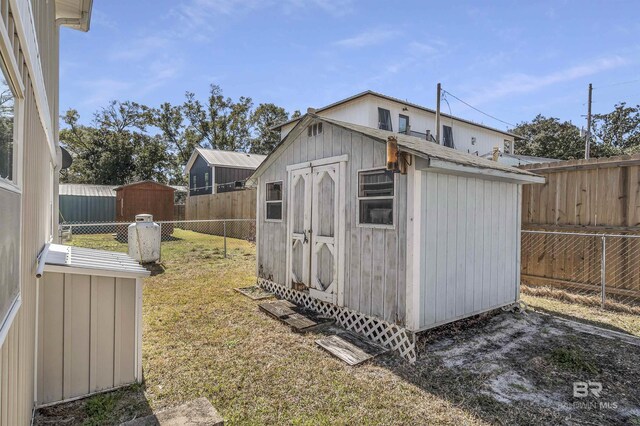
[59,219,256,258]
[521,230,640,314]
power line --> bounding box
[594,78,640,90]
[441,89,517,128]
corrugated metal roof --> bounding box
[43,243,150,278]
[59,184,116,197]
[196,148,266,169]
[317,116,539,178]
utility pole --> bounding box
[435,82,441,144]
[585,83,592,159]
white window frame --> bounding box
[0,28,25,346]
[356,167,396,230]
[191,174,196,190]
[204,171,209,191]
[265,180,283,223]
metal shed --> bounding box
[59,184,116,223]
[250,114,545,361]
[37,244,150,406]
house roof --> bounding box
[251,114,543,184]
[186,147,267,172]
[56,0,93,31]
[272,90,518,138]
[42,243,150,279]
[59,184,116,197]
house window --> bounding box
[358,169,394,227]
[0,56,19,344]
[265,181,283,221]
[443,125,454,148]
[504,140,513,154]
[378,108,392,131]
[204,171,209,190]
[399,114,409,134]
[0,60,16,184]
[191,174,196,190]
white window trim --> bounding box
[356,167,397,230]
[0,38,24,344]
[265,180,283,223]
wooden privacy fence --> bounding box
[520,155,640,308]
[185,189,256,239]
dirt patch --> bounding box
[402,311,640,425]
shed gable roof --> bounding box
[113,181,176,192]
[251,114,542,183]
[186,147,267,171]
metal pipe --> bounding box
[35,243,51,278]
[223,221,227,258]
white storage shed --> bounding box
[36,244,150,406]
[250,114,544,360]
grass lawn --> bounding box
[35,229,640,425]
[39,229,481,425]
[522,294,640,337]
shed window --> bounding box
[265,181,283,221]
[378,108,392,131]
[358,169,394,227]
[191,174,196,189]
[204,172,209,190]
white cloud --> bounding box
[335,29,400,48]
[466,56,629,105]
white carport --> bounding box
[36,244,149,406]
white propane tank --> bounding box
[128,214,161,263]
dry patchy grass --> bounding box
[36,230,640,425]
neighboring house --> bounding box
[250,114,543,359]
[480,152,561,167]
[185,147,266,196]
[0,1,93,424]
[273,90,518,156]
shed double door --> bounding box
[287,160,345,305]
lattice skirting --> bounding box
[258,278,416,362]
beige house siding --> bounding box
[37,273,141,406]
[0,0,59,424]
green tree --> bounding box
[512,115,588,160]
[249,103,289,154]
[182,84,253,151]
[60,102,173,184]
[591,102,640,154]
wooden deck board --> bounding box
[316,331,388,365]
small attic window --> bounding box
[307,123,323,137]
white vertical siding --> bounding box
[0,0,59,424]
[417,171,520,330]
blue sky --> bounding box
[60,0,640,132]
